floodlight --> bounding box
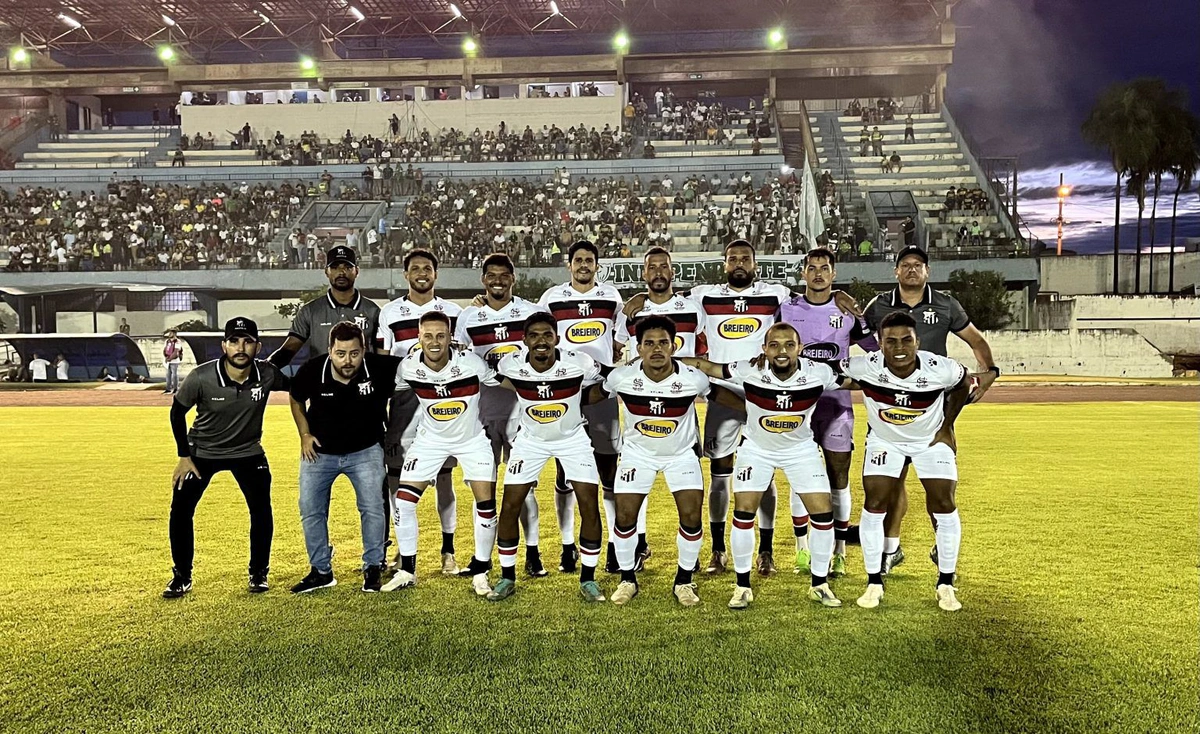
[463,37,478,54]
[58,13,83,29]
[11,48,28,63]
[300,56,316,70]
[162,14,176,27]
[614,31,629,51]
[550,1,560,15]
[450,4,463,18]
[350,6,365,22]
[158,45,175,61]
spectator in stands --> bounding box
[970,221,983,246]
[902,216,916,247]
[870,126,884,157]
[152,106,161,127]
[859,126,870,157]
[881,154,893,173]
[54,353,70,381]
[957,223,970,246]
[28,353,50,383]
[104,108,114,129]
[889,151,902,173]
[752,137,762,156]
[857,237,874,261]
[172,146,186,167]
[119,318,132,336]
[944,187,960,214]
[904,114,916,144]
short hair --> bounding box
[403,248,438,271]
[329,320,365,349]
[804,248,836,266]
[643,246,671,262]
[723,239,755,257]
[765,322,799,341]
[635,314,677,343]
[880,311,917,332]
[418,311,451,330]
[482,252,514,274]
[568,240,599,262]
[524,311,558,333]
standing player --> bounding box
[841,312,972,611]
[863,245,997,572]
[164,318,288,598]
[377,249,464,574]
[455,253,550,576]
[612,246,707,569]
[778,248,874,576]
[682,323,845,609]
[537,241,625,571]
[381,312,499,596]
[486,313,608,603]
[605,316,714,607]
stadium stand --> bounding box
[17,127,175,170]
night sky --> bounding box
[946,0,1200,252]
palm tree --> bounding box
[1163,106,1200,293]
[1125,167,1148,293]
[1082,81,1161,293]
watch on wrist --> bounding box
[987,365,1001,377]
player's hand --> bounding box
[929,426,957,453]
[967,370,997,404]
[301,433,322,463]
[471,293,487,308]
[172,457,200,490]
[832,290,864,317]
[749,353,767,369]
[622,292,648,321]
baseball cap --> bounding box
[327,245,357,267]
[224,317,259,342]
[895,245,929,265]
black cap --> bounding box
[895,245,929,265]
[224,317,259,341]
[327,245,357,267]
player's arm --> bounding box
[931,371,971,451]
[169,379,199,489]
[289,395,321,462]
[267,335,305,369]
[621,292,648,322]
[829,358,862,391]
[678,356,730,380]
[707,384,744,410]
[953,323,998,404]
[831,290,865,317]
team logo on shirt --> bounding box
[760,415,804,433]
[923,310,938,325]
[354,315,369,331]
[429,400,467,421]
[802,342,840,361]
[527,403,567,423]
[250,386,263,401]
[635,419,678,438]
[879,407,925,425]
[358,382,373,396]
[567,320,606,343]
[829,314,844,329]
[718,316,762,339]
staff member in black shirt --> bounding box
[863,245,998,572]
[164,318,288,599]
[288,321,402,594]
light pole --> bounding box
[1055,173,1071,256]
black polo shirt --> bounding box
[175,358,288,460]
[290,352,402,455]
[288,289,382,358]
[864,285,970,357]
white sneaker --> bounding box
[936,584,962,612]
[611,580,639,606]
[856,583,884,609]
[728,586,754,610]
[381,569,416,592]
[441,553,460,575]
[808,582,843,608]
[673,583,701,607]
[471,573,492,597]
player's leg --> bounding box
[494,415,545,577]
[756,481,777,576]
[293,449,340,593]
[858,438,906,608]
[610,492,645,605]
[551,460,579,572]
[453,436,500,595]
[728,489,764,609]
[784,450,841,607]
[383,392,417,563]
[341,444,388,592]
[382,440,449,591]
[823,448,854,576]
[666,452,705,606]
[229,454,274,593]
[164,458,217,597]
[434,466,458,574]
[584,397,624,572]
[912,442,962,611]
[882,464,910,573]
[703,401,742,573]
[490,481,534,599]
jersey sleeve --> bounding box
[602,365,626,395]
[947,295,972,333]
[469,352,500,387]
[580,353,602,387]
[692,301,707,336]
[394,360,411,392]
[613,309,631,345]
[376,307,394,353]
[840,355,867,382]
[932,355,967,388]
[816,361,841,391]
[688,365,712,395]
[288,302,312,342]
[289,360,313,402]
[726,360,750,384]
[174,368,202,409]
[453,309,473,346]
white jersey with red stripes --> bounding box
[614,295,707,358]
[497,348,602,442]
[690,281,791,363]
[377,295,463,356]
[604,361,710,457]
[842,351,967,445]
[455,296,545,422]
[537,281,623,366]
[395,348,495,444]
[729,358,841,453]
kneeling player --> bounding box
[840,312,971,611]
[604,315,714,607]
[487,312,608,603]
[683,323,844,609]
[382,312,499,596]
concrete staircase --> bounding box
[17,127,173,170]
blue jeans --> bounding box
[298,444,386,572]
[166,362,181,392]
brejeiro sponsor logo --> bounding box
[880,407,924,425]
[528,403,567,423]
[636,419,678,438]
[487,344,519,358]
[759,415,804,433]
[718,316,761,339]
[566,320,606,343]
[429,400,467,421]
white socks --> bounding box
[884,536,900,555]
[933,510,961,576]
[790,488,810,552]
[435,472,456,535]
[394,486,422,557]
[730,511,756,575]
[677,525,702,575]
[519,491,540,547]
[831,486,851,554]
[861,509,886,575]
[808,512,834,578]
[554,483,576,545]
[473,500,498,565]
[613,524,638,572]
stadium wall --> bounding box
[1034,295,1200,357]
[944,329,1174,378]
[181,95,624,141]
[1039,253,1200,296]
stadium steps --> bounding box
[16,126,168,170]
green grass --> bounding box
[0,402,1196,733]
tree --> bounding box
[172,319,211,332]
[946,269,1012,331]
[1162,103,1200,293]
[275,287,326,320]
[844,277,881,308]
[1082,79,1161,294]
[513,275,555,302]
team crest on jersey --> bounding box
[536,383,552,399]
[673,300,684,309]
[493,325,509,340]
[435,384,451,397]
[519,368,529,376]
[880,407,924,425]
[894,392,910,406]
[434,304,445,312]
[923,310,937,325]
[718,316,761,339]
[527,403,567,423]
[636,419,677,438]
[567,320,605,343]
[398,305,410,315]
[733,297,748,313]
[250,386,264,401]
[416,368,427,378]
[358,382,373,396]
[829,314,844,329]
[476,310,487,321]
[775,393,793,410]
[509,308,520,317]
[760,415,804,433]
[429,400,466,421]
[354,315,369,331]
[577,302,593,316]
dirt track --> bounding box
[1,383,1195,408]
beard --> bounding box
[727,269,753,288]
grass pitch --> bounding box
[0,401,1196,733]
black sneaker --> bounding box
[525,550,549,578]
[457,557,492,577]
[362,564,385,593]
[248,569,269,594]
[604,543,620,574]
[558,544,579,573]
[290,568,336,594]
[634,544,652,572]
[162,568,192,599]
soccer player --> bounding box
[377,249,465,574]
[612,246,707,570]
[863,245,997,573]
[164,318,288,598]
[455,253,549,576]
[840,311,972,611]
[682,323,845,609]
[486,312,607,603]
[604,315,715,607]
[778,248,874,576]
[381,311,498,596]
[537,241,625,572]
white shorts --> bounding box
[862,436,958,481]
[702,400,744,460]
[386,392,455,473]
[614,445,704,495]
[583,396,621,455]
[505,429,600,487]
[733,438,830,494]
[399,433,495,485]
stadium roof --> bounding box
[1,1,948,65]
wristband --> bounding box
[987,366,1000,377]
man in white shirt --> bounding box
[28,353,51,382]
[54,354,71,381]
